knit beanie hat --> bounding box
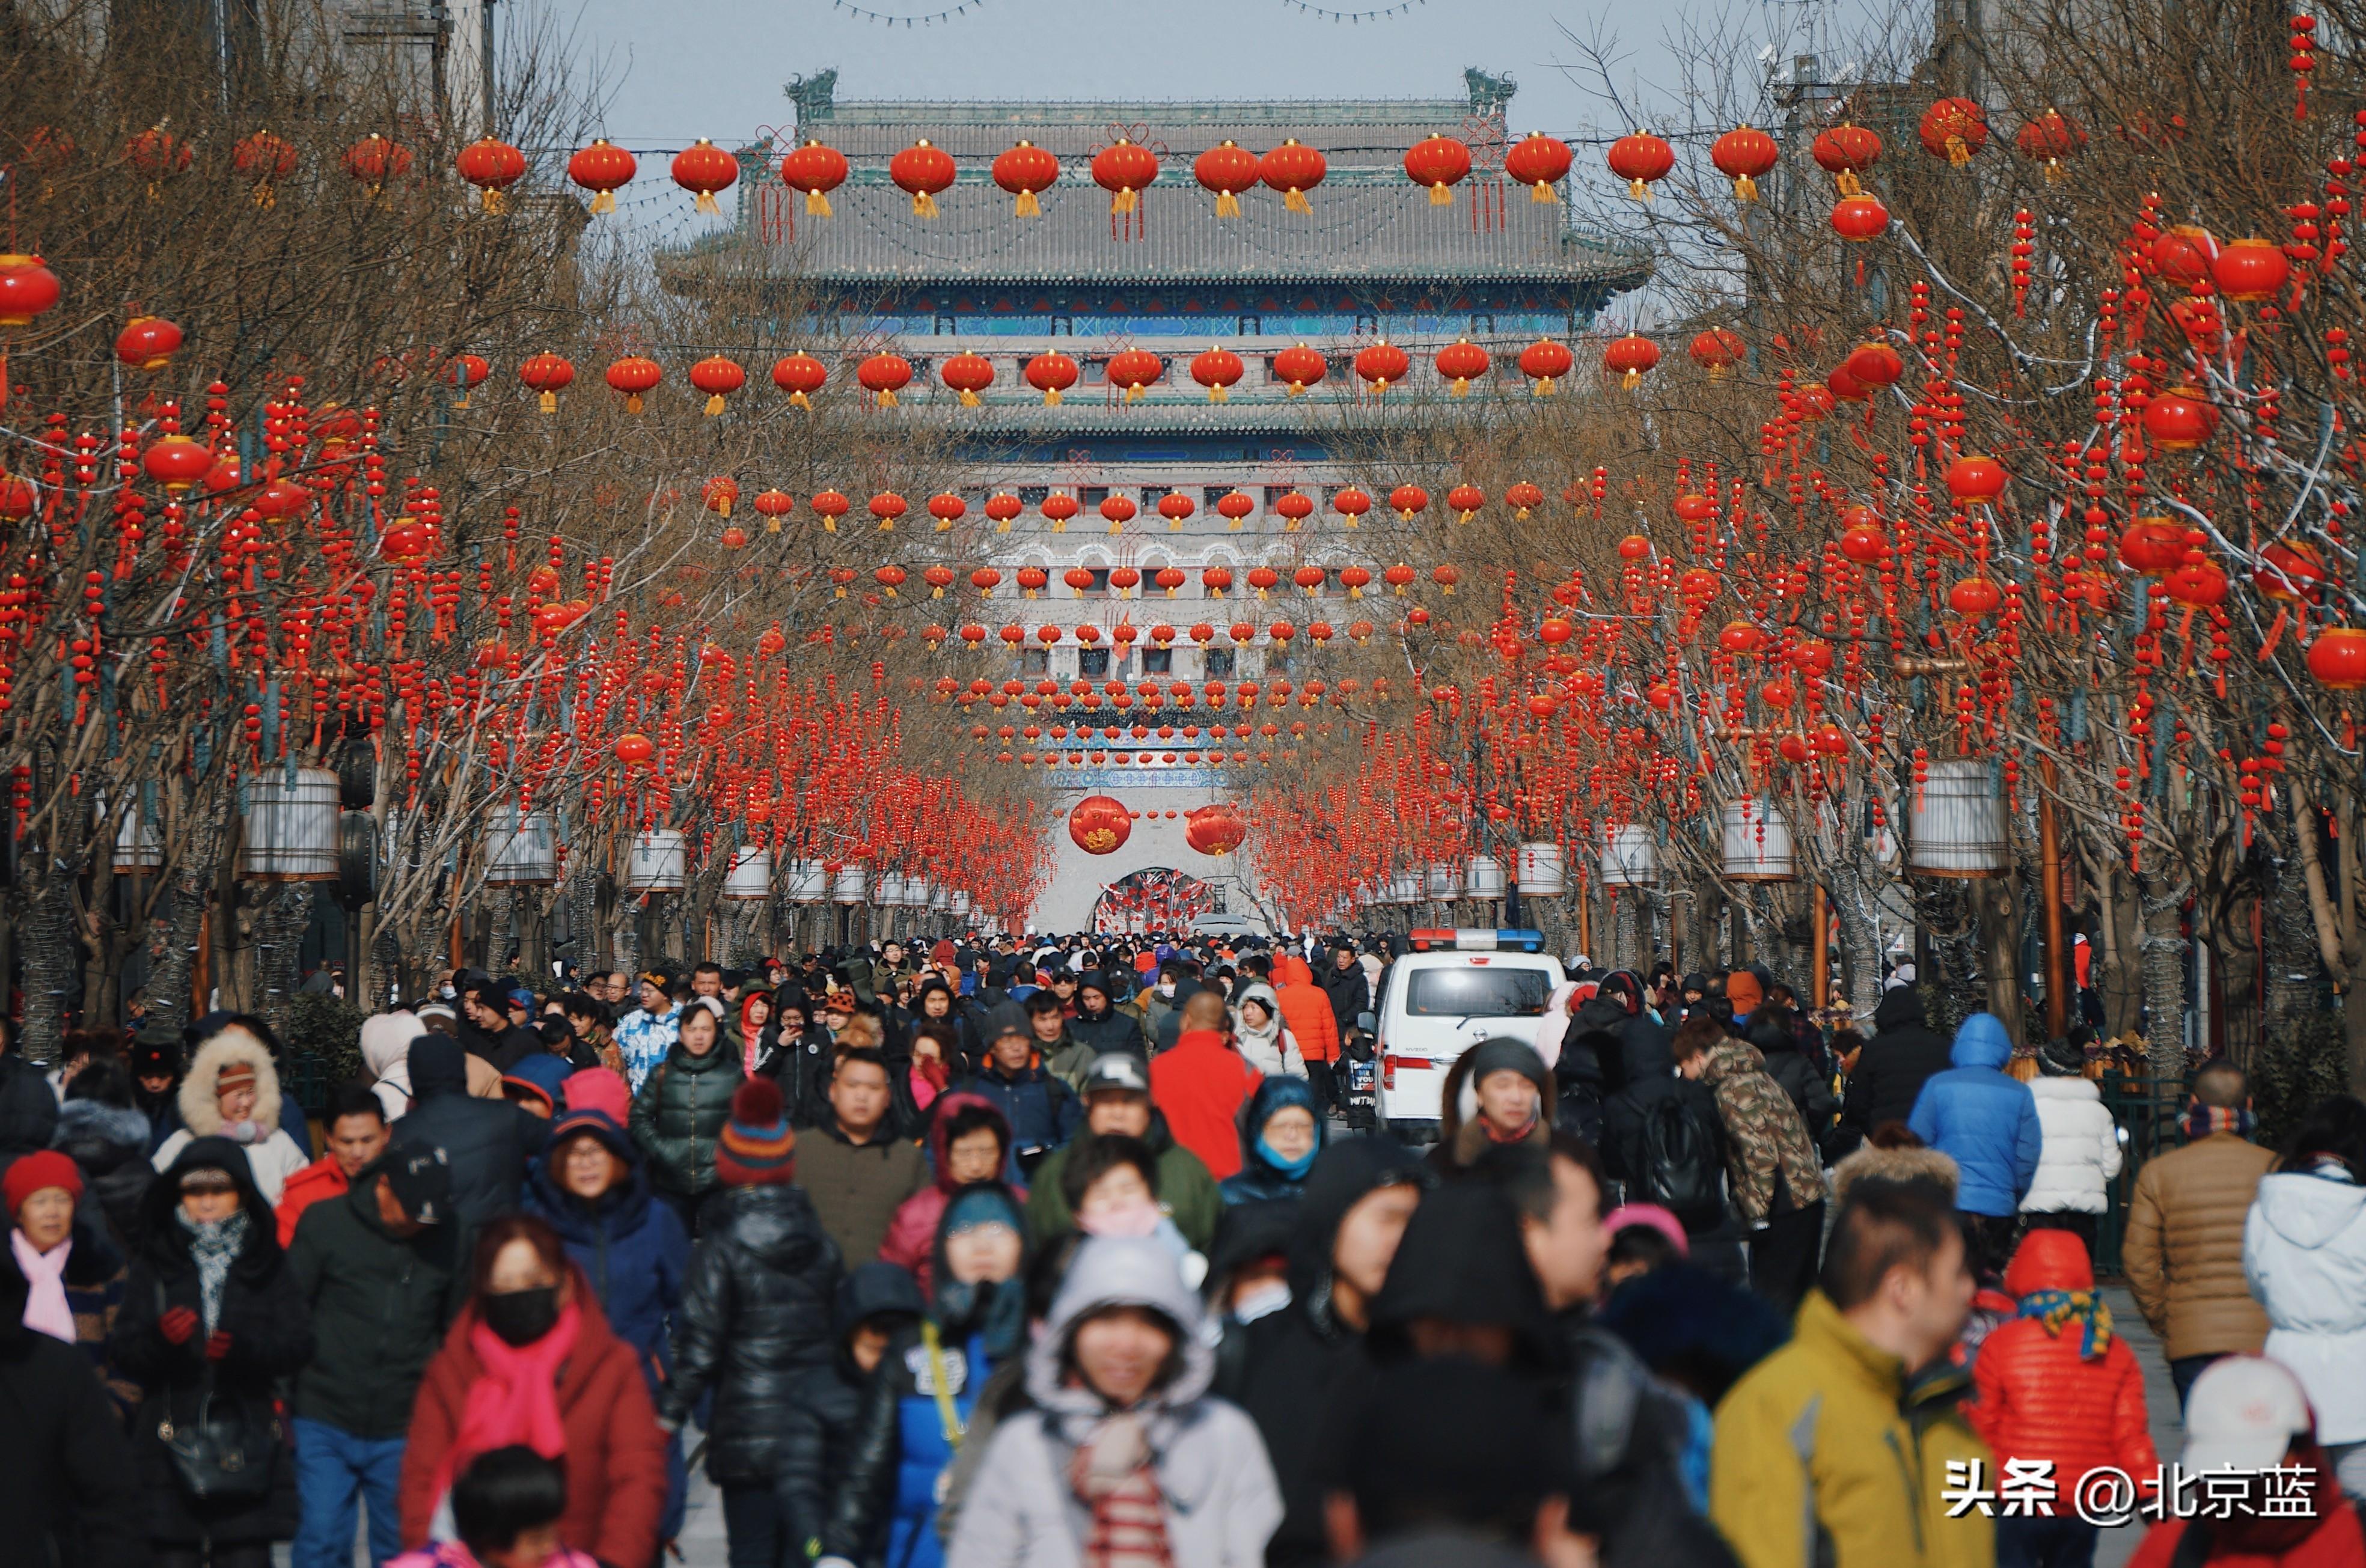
[717,1078,797,1186]
[3,1149,84,1216]
[562,1067,631,1124]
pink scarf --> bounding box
[441,1302,581,1502]
[11,1230,73,1343]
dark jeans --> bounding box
[2025,1212,2099,1254]
[1996,1513,2098,1568]
[722,1481,795,1568]
[2171,1353,2226,1414]
[1304,1058,1337,1115]
[290,1417,406,1568]
[155,1548,274,1568]
[1749,1200,1826,1317]
[656,1187,708,1240]
[1969,1212,2023,1278]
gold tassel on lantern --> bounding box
[255,184,277,209]
[625,394,644,414]
[822,514,836,533]
[877,516,894,532]
[1532,377,1557,397]
[789,391,811,410]
[591,191,616,215]
[1108,516,1122,535]
[1208,385,1227,403]
[1169,514,1182,532]
[834,579,846,596]
[1733,174,1759,201]
[1429,182,1452,207]
[1836,169,1862,197]
[1227,513,1243,532]
[704,394,725,416]
[959,389,980,407]
[1529,180,1557,204]
[1450,377,1471,397]
[765,516,781,533]
[1042,387,1063,406]
[714,496,732,518]
[1215,190,1241,218]
[809,189,833,216]
[911,189,938,218]
[1014,190,1041,216]
[1123,384,1145,404]
[1946,136,1970,167]
[995,513,1012,534]
[1285,188,1311,213]
[538,391,557,414]
[481,188,505,213]
[935,514,953,533]
[876,389,897,408]
[1622,368,1641,391]
[1627,177,1651,200]
[1110,188,1139,214]
[2043,158,2067,185]
[695,190,720,214]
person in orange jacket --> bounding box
[1271,954,1342,1114]
[274,1081,392,1246]
[1967,1227,2158,1568]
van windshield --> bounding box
[1404,967,1552,1018]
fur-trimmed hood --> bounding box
[1830,1139,1960,1204]
[179,1030,284,1137]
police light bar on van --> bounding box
[1407,928,1545,953]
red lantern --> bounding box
[1831,194,1890,243]
[890,139,957,216]
[928,494,967,532]
[2013,109,2084,182]
[2308,627,2366,689]
[442,352,489,405]
[1505,482,1545,520]
[1603,333,1661,390]
[1431,565,1461,594]
[1689,328,1744,377]
[2142,385,2218,451]
[985,495,1024,530]
[1194,140,1261,216]
[1184,804,1248,856]
[1403,135,1472,206]
[1099,495,1139,530]
[1383,564,1417,594]
[1260,138,1326,212]
[1918,97,1988,166]
[1041,496,1081,531]
[2164,560,2229,608]
[875,566,908,597]
[2212,239,2290,303]
[1389,486,1429,520]
[689,355,746,416]
[1842,341,1905,388]
[2118,519,2186,575]
[1435,339,1491,395]
[114,315,182,371]
[1202,567,1236,597]
[1812,123,1882,193]
[941,352,995,406]
[1353,342,1410,391]
[752,489,796,529]
[1190,347,1245,402]
[1839,523,1886,563]
[0,255,62,328]
[991,139,1060,216]
[1502,131,1573,201]
[703,476,740,517]
[606,355,662,413]
[671,138,739,213]
[457,136,527,211]
[1026,350,1080,405]
[1605,130,1675,200]
[858,352,914,407]
[232,129,297,204]
[2255,540,2327,602]
[1946,577,2002,617]
[123,125,192,181]
[567,138,637,213]
[1215,493,1256,529]
[1518,339,1575,395]
[1106,349,1164,401]
[779,140,849,216]
[1158,493,1196,528]
[1711,126,1779,201]
[616,733,655,764]
[1446,485,1486,524]
[141,435,213,493]
[2151,225,2219,287]
[1945,454,2008,505]
[519,352,574,413]
[771,352,827,408]
[868,492,909,531]
[1068,795,1133,854]
[342,133,413,189]
[1274,493,1315,528]
[1272,343,1327,395]
[1333,489,1372,526]
[809,490,852,531]
[1092,138,1160,213]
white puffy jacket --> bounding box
[2245,1167,2366,1444]
[2018,1075,2123,1215]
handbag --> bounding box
[153,1286,280,1504]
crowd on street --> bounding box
[3,932,2365,1568]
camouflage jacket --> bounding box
[1698,1038,1826,1222]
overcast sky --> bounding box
[555,0,1872,159]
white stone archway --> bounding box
[1030,781,1271,934]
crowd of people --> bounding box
[2,932,2364,1568]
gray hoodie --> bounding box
[946,1236,1282,1568]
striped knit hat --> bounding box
[717,1078,797,1186]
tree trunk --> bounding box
[2265,849,2320,1075]
[2139,880,2192,1078]
[1976,877,2024,1043]
[20,856,78,1063]
[2092,857,2147,1041]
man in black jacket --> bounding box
[1066,971,1147,1058]
[1831,986,1955,1158]
[1563,971,1669,1098]
[400,1034,544,1231]
[286,1129,463,1568]
[1319,940,1371,1037]
[1598,1027,1733,1261]
[1214,1138,1431,1568]
[459,980,544,1072]
[0,1246,143,1568]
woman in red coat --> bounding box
[1968,1227,2158,1568]
[399,1215,668,1567]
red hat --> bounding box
[561,1068,631,1124]
[3,1149,84,1216]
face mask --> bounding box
[480,1285,560,1347]
[1255,1134,1320,1180]
[1232,1278,1291,1324]
[1157,981,1176,998]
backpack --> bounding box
[1636,1092,1726,1234]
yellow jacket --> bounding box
[1711,1290,1993,1568]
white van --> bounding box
[1374,930,1563,1135]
